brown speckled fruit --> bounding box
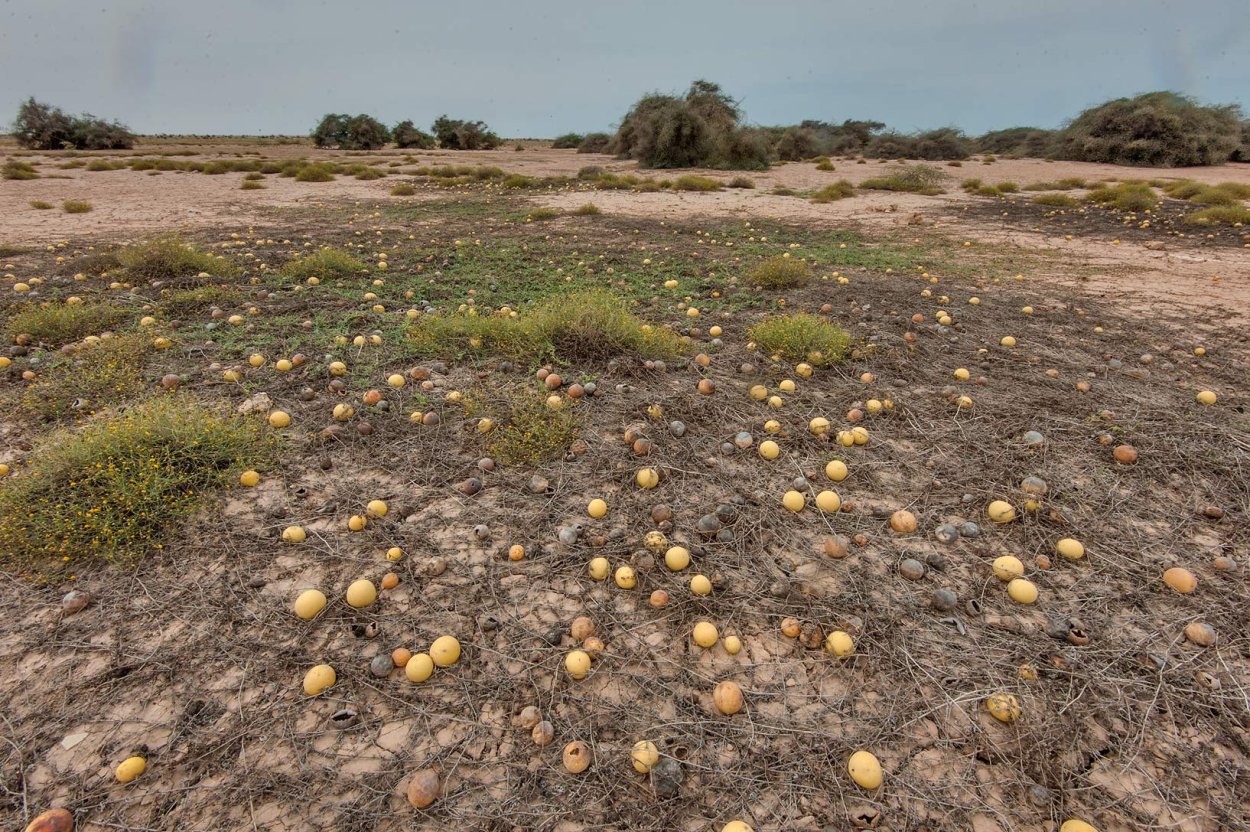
[405,769,441,809]
[713,680,744,715]
[562,740,591,773]
[24,808,74,832]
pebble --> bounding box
[899,558,926,580]
[61,590,91,615]
[370,655,395,677]
[934,524,959,544]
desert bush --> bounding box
[240,180,265,190]
[860,164,948,194]
[527,207,561,221]
[157,285,247,317]
[673,174,722,191]
[1161,180,1250,204]
[1032,193,1079,207]
[390,182,417,196]
[484,389,583,465]
[6,301,127,346]
[577,132,612,154]
[280,247,366,281]
[243,171,265,181]
[1054,91,1243,166]
[727,176,755,189]
[62,200,92,213]
[294,163,335,182]
[747,313,849,365]
[311,113,389,149]
[611,80,770,169]
[571,203,601,215]
[69,116,137,150]
[431,115,501,150]
[2,160,38,180]
[773,120,885,160]
[867,128,971,160]
[747,256,809,289]
[11,97,136,150]
[976,127,1057,158]
[29,200,53,210]
[551,133,584,149]
[815,158,835,171]
[996,181,1019,193]
[1184,205,1250,225]
[0,395,270,565]
[1085,182,1159,211]
[392,120,434,149]
[811,180,856,203]
[576,165,604,180]
[116,235,235,281]
[19,334,151,421]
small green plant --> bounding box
[6,301,127,346]
[29,200,53,210]
[571,203,602,216]
[746,256,810,289]
[85,159,120,171]
[158,285,247,317]
[0,395,270,566]
[527,207,561,221]
[747,313,850,365]
[1184,206,1250,226]
[2,160,38,180]
[996,181,1019,193]
[485,390,583,465]
[551,133,585,149]
[20,334,151,421]
[294,163,336,182]
[860,164,948,195]
[673,175,722,191]
[771,186,798,196]
[0,245,31,257]
[727,176,755,189]
[243,171,265,181]
[974,185,1001,197]
[811,180,855,203]
[1085,182,1158,211]
[280,247,367,281]
[240,179,265,190]
[815,159,835,171]
[62,200,93,213]
[502,174,532,188]
[1032,193,1079,207]
[390,183,417,196]
[117,235,235,282]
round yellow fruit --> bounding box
[749,384,768,401]
[722,823,753,832]
[1055,538,1085,561]
[985,692,1021,723]
[347,514,367,531]
[825,460,848,481]
[690,574,712,596]
[759,440,780,460]
[303,664,336,695]
[825,630,854,657]
[763,419,781,434]
[723,635,742,655]
[282,525,306,543]
[987,500,1016,523]
[847,750,882,789]
[1001,336,1017,347]
[664,546,691,571]
[1196,390,1217,405]
[405,652,434,682]
[294,589,327,620]
[809,417,830,436]
[693,621,719,648]
[1060,821,1098,832]
[1007,578,1038,604]
[991,555,1024,581]
[815,490,841,513]
[346,579,377,609]
[588,557,610,580]
[631,740,660,773]
[565,649,591,679]
[614,565,637,589]
[239,470,261,487]
[115,756,147,783]
[386,546,404,562]
[587,498,607,518]
[782,490,805,512]
[778,379,796,393]
[430,635,461,667]
[387,373,406,388]
[953,368,971,381]
[268,410,291,428]
[636,468,659,489]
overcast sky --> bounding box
[2,0,1247,137]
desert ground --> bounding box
[0,142,1248,832]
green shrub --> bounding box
[392,120,434,149]
[11,97,134,150]
[295,163,335,182]
[746,256,809,289]
[811,180,855,203]
[815,159,835,171]
[484,389,583,465]
[552,133,584,149]
[62,200,92,213]
[577,132,612,154]
[20,334,151,421]
[527,207,560,221]
[976,126,1056,158]
[431,115,501,150]
[1053,91,1243,166]
[158,285,247,317]
[996,181,1019,193]
[1184,206,1250,226]
[243,171,265,181]
[3,160,38,180]
[390,182,417,196]
[571,203,601,215]
[960,178,984,192]
[0,396,270,566]
[502,174,532,188]
[240,179,265,190]
[673,174,722,191]
[747,313,850,365]
[1032,193,1079,207]
[611,80,770,169]
[727,176,755,189]
[116,235,235,281]
[280,247,366,281]
[974,185,1001,197]
[6,301,127,345]
[311,113,389,149]
[860,164,948,194]
[866,128,971,160]
[29,200,53,210]
[1085,182,1158,211]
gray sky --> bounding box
[3,0,1247,137]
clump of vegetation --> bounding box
[502,174,532,188]
[0,396,270,566]
[860,164,948,194]
[866,128,971,161]
[527,207,560,221]
[62,200,92,213]
[1160,180,1250,204]
[6,301,127,346]
[158,285,247,317]
[811,180,855,203]
[280,247,366,281]
[29,200,53,210]
[1053,91,1244,167]
[747,313,850,365]
[571,203,602,216]
[771,120,884,160]
[20,335,151,421]
[3,160,38,180]
[390,182,417,196]
[576,133,612,154]
[673,174,722,191]
[431,115,501,150]
[485,390,583,465]
[11,97,135,150]
[1184,206,1250,226]
[311,113,390,149]
[1032,193,1080,207]
[746,256,809,289]
[996,181,1019,193]
[116,235,235,282]
[240,179,265,190]
[294,163,336,182]
[611,80,771,170]
[976,127,1057,158]
[551,133,584,149]
[814,157,835,171]
[392,120,435,149]
[410,290,682,365]
[0,245,31,257]
[727,176,755,189]
[1086,182,1159,212]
